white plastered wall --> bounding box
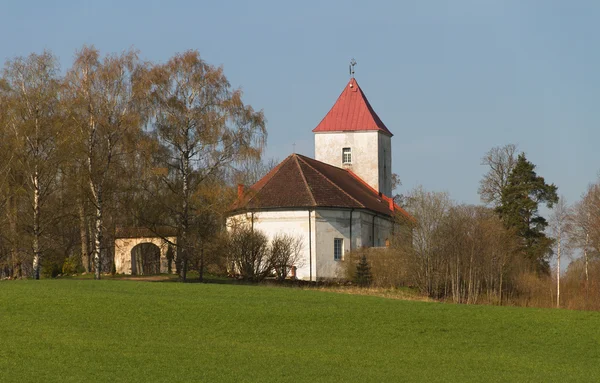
[227,210,316,281]
[314,209,395,280]
[378,133,392,197]
[314,130,392,197]
[357,212,395,248]
[227,209,396,281]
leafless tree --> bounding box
[570,182,600,285]
[270,233,304,281]
[479,144,518,207]
[65,46,145,279]
[395,185,520,303]
[2,51,64,279]
[549,196,572,308]
[227,226,271,282]
[234,156,279,186]
[146,51,266,281]
[403,186,452,297]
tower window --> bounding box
[342,148,352,164]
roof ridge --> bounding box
[346,169,416,222]
[296,155,365,208]
[293,155,317,206]
[346,169,382,196]
[357,84,389,133]
[295,153,350,172]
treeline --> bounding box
[348,145,600,310]
[0,47,267,281]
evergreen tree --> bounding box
[496,153,558,273]
[354,255,373,287]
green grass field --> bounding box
[1,280,599,382]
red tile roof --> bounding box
[230,154,413,221]
[312,78,393,136]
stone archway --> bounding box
[114,227,177,275]
[130,242,161,275]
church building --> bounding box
[227,76,412,281]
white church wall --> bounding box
[359,213,376,247]
[314,209,364,280]
[226,210,316,281]
[315,131,381,192]
[377,133,392,197]
[374,215,394,247]
[226,209,396,281]
[356,211,395,248]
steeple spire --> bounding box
[312,77,392,136]
[313,76,394,197]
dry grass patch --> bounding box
[304,285,433,302]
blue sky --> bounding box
[2,0,599,209]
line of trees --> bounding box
[393,146,559,304]
[347,144,600,309]
[0,47,267,281]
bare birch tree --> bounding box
[146,51,266,281]
[549,196,572,308]
[570,182,600,286]
[65,46,145,279]
[403,186,452,297]
[2,51,63,279]
[0,77,16,278]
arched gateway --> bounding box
[114,227,177,275]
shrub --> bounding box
[227,227,271,282]
[343,247,411,288]
[270,233,303,281]
[354,255,372,287]
[62,256,79,275]
[42,261,61,278]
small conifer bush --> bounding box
[354,255,373,287]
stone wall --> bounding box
[114,236,177,274]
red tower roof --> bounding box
[312,78,392,136]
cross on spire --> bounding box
[349,58,356,78]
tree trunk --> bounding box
[468,245,474,304]
[585,233,589,284]
[79,197,89,272]
[32,168,41,280]
[556,236,560,308]
[179,154,190,282]
[198,245,204,282]
[92,183,103,280]
[8,194,19,278]
[499,261,504,306]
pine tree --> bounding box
[354,255,373,287]
[496,153,558,273]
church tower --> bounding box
[313,77,393,197]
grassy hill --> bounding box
[1,280,599,382]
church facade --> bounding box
[227,77,412,281]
